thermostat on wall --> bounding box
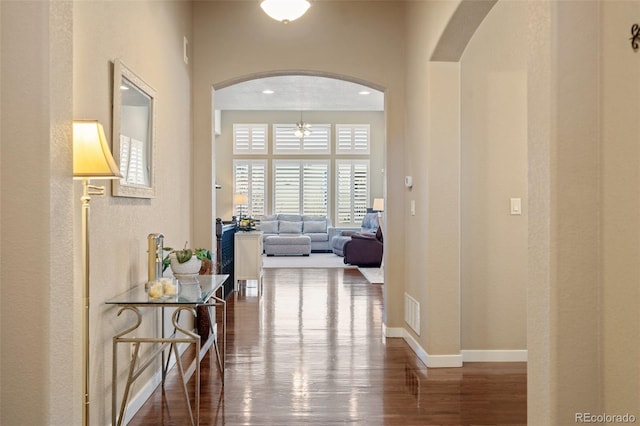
[405,176,413,188]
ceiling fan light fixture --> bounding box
[261,0,310,23]
[295,121,312,139]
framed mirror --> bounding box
[112,59,157,198]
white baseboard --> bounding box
[382,324,403,338]
[383,325,527,366]
[384,326,462,368]
[461,349,528,362]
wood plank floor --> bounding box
[129,268,527,425]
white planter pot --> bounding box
[169,254,202,275]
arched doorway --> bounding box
[212,72,385,224]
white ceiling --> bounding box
[214,75,385,111]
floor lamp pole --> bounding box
[81,179,105,426]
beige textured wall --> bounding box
[425,62,462,357]
[404,0,462,358]
[550,1,601,420]
[459,0,527,351]
[1,1,75,424]
[601,0,640,416]
[526,0,553,422]
[215,110,385,222]
[527,0,602,423]
[193,1,406,325]
[74,1,192,423]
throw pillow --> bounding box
[278,214,302,222]
[279,221,303,234]
[303,221,327,233]
[361,212,379,232]
[260,220,278,234]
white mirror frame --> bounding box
[112,59,157,198]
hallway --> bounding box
[130,268,526,425]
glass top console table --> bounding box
[106,274,229,426]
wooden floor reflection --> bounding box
[129,268,526,425]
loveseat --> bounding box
[257,214,334,252]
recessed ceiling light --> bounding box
[359,90,371,95]
[262,89,275,94]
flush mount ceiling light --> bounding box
[261,0,310,24]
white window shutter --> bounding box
[274,123,331,154]
[336,124,370,154]
[234,160,267,217]
[302,161,329,216]
[336,160,369,225]
[273,161,301,214]
[233,124,268,155]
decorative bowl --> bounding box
[169,254,202,275]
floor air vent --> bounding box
[404,292,421,335]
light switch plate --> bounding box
[510,198,522,215]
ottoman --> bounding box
[265,235,312,256]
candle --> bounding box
[162,278,177,296]
[149,281,164,298]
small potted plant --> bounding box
[163,243,212,275]
[238,217,259,231]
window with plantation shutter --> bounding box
[273,124,331,155]
[273,160,330,216]
[302,162,329,216]
[335,124,370,154]
[273,161,301,214]
[336,160,369,225]
[233,124,268,155]
[233,160,266,217]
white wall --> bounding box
[215,110,385,223]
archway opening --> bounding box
[212,73,386,237]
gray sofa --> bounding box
[257,214,335,252]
